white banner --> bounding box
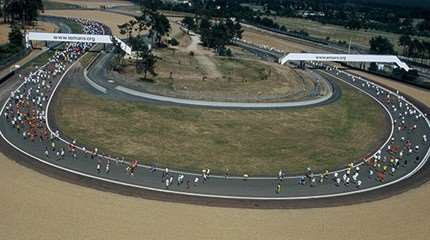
[27,32,137,56]
[279,53,410,71]
[113,36,132,55]
[27,32,112,44]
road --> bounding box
[1,53,429,200]
[0,16,429,205]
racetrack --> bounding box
[1,13,429,199]
[1,5,430,239]
[1,39,428,200]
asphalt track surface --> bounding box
[1,18,430,207]
[84,49,338,109]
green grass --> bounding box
[0,44,23,66]
[54,77,388,176]
[79,52,97,67]
[214,58,270,82]
[268,16,430,52]
[22,49,55,69]
[64,20,83,34]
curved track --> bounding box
[84,50,337,109]
[0,18,430,203]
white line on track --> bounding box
[114,84,333,109]
[1,50,429,200]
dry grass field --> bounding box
[242,26,326,53]
[114,48,317,102]
[349,70,430,106]
[0,21,58,45]
[268,16,430,52]
[47,0,133,8]
[53,77,386,175]
[0,24,10,44]
[42,10,135,36]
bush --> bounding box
[169,38,179,46]
[8,24,24,48]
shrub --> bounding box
[169,38,179,46]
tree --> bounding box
[181,16,195,30]
[151,12,171,46]
[132,37,157,80]
[400,18,414,34]
[369,36,395,54]
[198,17,242,55]
[118,20,137,42]
[423,41,430,60]
[3,0,43,25]
[412,39,424,60]
[417,19,430,32]
[136,6,171,47]
[8,23,23,47]
[398,35,412,56]
[345,18,362,30]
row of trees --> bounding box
[246,0,430,37]
[368,35,429,82]
[117,0,172,79]
[158,0,430,38]
[399,35,430,60]
[118,4,171,47]
[0,23,25,67]
[369,36,396,55]
[119,0,244,78]
[179,0,244,56]
[182,16,242,55]
[201,18,242,55]
[1,0,44,25]
[369,35,430,61]
[8,24,24,47]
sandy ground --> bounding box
[348,70,430,106]
[0,21,57,45]
[49,0,133,8]
[1,6,430,239]
[0,152,429,240]
[0,24,10,44]
[42,10,135,36]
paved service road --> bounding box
[1,18,430,201]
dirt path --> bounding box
[184,32,222,79]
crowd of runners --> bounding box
[1,17,429,197]
[277,68,429,192]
